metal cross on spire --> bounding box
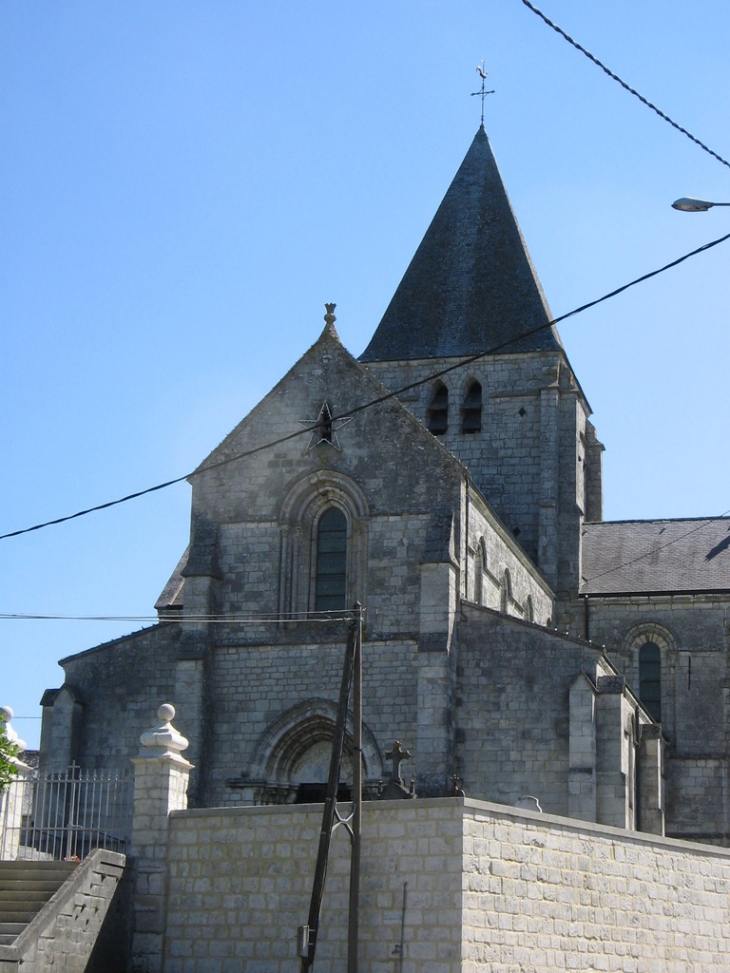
[471,61,495,127]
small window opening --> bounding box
[315,508,347,611]
[639,641,661,721]
[475,539,486,606]
[462,381,482,433]
[427,383,448,435]
[500,570,511,614]
[295,782,352,804]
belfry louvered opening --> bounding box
[462,380,482,433]
[427,382,449,435]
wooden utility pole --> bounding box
[347,605,363,973]
[299,604,363,973]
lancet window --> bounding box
[314,507,348,611]
[639,642,661,721]
[427,382,449,435]
[462,380,482,433]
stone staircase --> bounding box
[0,861,78,946]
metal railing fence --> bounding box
[1,764,133,861]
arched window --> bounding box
[639,642,661,721]
[315,508,348,611]
[525,595,534,623]
[474,538,487,605]
[500,569,512,614]
[427,382,448,435]
[462,380,482,433]
[279,471,368,617]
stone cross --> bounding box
[385,741,411,783]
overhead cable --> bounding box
[0,610,357,624]
[520,0,730,172]
[2,228,730,543]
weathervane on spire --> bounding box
[471,61,495,127]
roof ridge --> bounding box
[586,516,730,526]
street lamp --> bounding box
[672,197,730,212]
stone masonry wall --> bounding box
[205,636,417,806]
[213,513,432,641]
[460,801,730,973]
[54,625,181,770]
[162,797,730,973]
[584,594,730,842]
[456,606,614,817]
[365,350,593,590]
[464,492,553,625]
[164,800,465,973]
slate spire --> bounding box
[360,126,562,362]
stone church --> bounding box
[39,125,730,846]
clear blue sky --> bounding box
[3,1,730,749]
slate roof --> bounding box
[360,126,563,362]
[581,519,730,595]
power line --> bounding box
[2,228,730,544]
[0,609,470,628]
[5,505,730,618]
[520,0,730,172]
[0,610,359,624]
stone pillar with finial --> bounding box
[0,706,32,860]
[130,704,193,973]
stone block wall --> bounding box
[46,626,181,772]
[464,491,553,625]
[205,636,418,805]
[456,606,614,816]
[460,802,730,972]
[364,354,553,557]
[162,797,730,973]
[365,349,595,595]
[164,800,465,973]
[584,593,730,842]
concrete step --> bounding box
[0,910,37,924]
[0,862,77,880]
[0,893,56,909]
[0,861,78,944]
[0,879,71,895]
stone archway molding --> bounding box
[246,698,383,786]
[621,621,677,655]
[278,470,369,526]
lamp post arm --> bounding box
[672,197,730,212]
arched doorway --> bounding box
[245,700,383,805]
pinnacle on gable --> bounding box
[316,302,341,345]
